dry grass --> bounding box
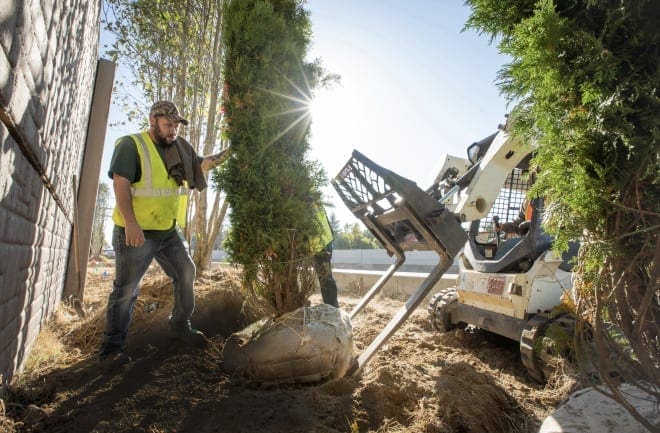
[22,326,76,378]
[1,264,581,433]
[0,398,17,433]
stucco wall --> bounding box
[0,0,100,383]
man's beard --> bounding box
[153,123,176,145]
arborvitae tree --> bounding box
[217,0,334,315]
[465,1,658,428]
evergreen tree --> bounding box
[465,0,659,426]
[217,0,334,315]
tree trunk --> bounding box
[192,5,226,271]
[200,195,229,271]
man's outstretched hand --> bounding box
[201,146,230,171]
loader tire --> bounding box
[428,289,459,332]
[520,313,576,383]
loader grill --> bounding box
[476,168,531,244]
[334,155,396,217]
[332,150,466,257]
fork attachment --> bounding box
[332,150,467,374]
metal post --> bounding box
[351,253,452,376]
[63,59,116,303]
[349,255,405,320]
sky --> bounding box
[100,0,511,239]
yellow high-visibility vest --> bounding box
[312,205,333,252]
[112,132,188,230]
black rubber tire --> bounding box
[520,313,576,383]
[428,289,459,332]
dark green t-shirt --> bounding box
[108,135,175,239]
[108,135,171,183]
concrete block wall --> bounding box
[0,0,100,383]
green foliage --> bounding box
[217,0,332,315]
[333,223,381,249]
[105,0,195,112]
[463,0,537,43]
[465,0,659,412]
[103,0,225,136]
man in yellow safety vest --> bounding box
[99,101,227,369]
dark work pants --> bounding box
[312,242,339,308]
[101,226,196,355]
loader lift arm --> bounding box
[332,150,467,375]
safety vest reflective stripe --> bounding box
[131,187,186,197]
[132,132,154,190]
[131,133,186,198]
[112,132,189,230]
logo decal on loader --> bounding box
[487,276,506,295]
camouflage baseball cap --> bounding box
[149,101,189,126]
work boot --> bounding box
[168,320,208,348]
[99,351,132,371]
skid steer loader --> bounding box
[332,122,576,382]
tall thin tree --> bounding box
[91,182,111,258]
[217,0,336,315]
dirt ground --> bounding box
[1,261,579,433]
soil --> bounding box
[1,262,578,433]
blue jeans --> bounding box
[313,243,339,308]
[100,226,196,355]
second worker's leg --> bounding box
[313,250,339,308]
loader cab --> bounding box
[462,167,553,273]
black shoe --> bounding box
[168,321,208,348]
[99,352,132,370]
